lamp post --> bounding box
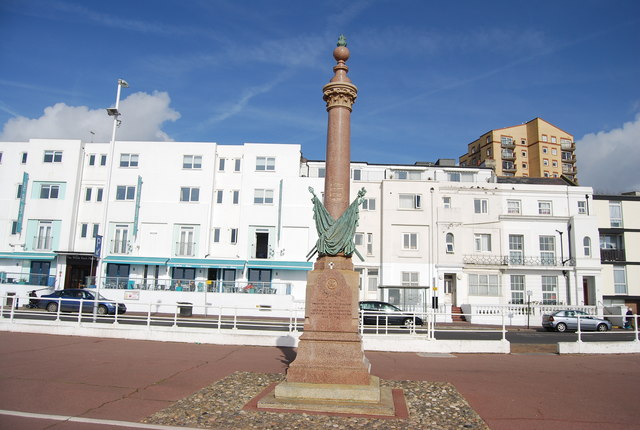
[93,79,129,320]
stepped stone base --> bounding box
[257,376,400,417]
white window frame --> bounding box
[177,226,195,257]
[180,187,200,202]
[116,185,136,201]
[402,233,418,250]
[609,201,623,227]
[362,198,376,211]
[578,201,587,214]
[469,274,500,296]
[507,200,521,214]
[474,233,491,252]
[218,158,226,171]
[443,196,451,208]
[538,201,552,215]
[230,228,238,244]
[40,184,60,199]
[183,155,202,169]
[541,276,557,304]
[510,275,525,304]
[354,233,364,246]
[445,233,454,254]
[96,188,103,202]
[367,233,373,255]
[213,228,221,243]
[119,153,139,168]
[85,187,92,202]
[254,189,274,205]
[509,234,524,264]
[43,150,62,163]
[583,237,591,257]
[539,236,556,265]
[232,190,240,205]
[81,223,88,238]
[614,266,627,294]
[474,199,488,214]
[234,158,241,172]
[256,156,275,171]
[401,272,419,287]
[399,193,421,209]
[216,190,223,204]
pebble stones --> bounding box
[142,372,489,429]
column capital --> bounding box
[322,81,358,111]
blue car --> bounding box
[37,289,126,315]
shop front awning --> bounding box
[167,258,245,270]
[246,260,313,271]
[0,251,56,261]
[103,256,169,265]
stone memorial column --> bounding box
[282,35,372,388]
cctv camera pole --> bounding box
[94,79,128,321]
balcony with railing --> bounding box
[600,248,626,262]
[0,271,56,286]
[501,150,516,160]
[502,161,516,173]
[94,277,290,294]
[463,254,575,267]
[32,236,53,251]
[500,138,515,149]
[562,164,577,174]
[175,241,196,257]
[562,151,576,163]
[111,240,131,255]
[561,141,576,151]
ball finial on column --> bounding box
[334,35,350,63]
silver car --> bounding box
[542,310,611,332]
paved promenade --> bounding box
[0,331,637,429]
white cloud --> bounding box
[577,114,640,194]
[0,91,180,142]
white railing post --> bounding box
[173,304,178,327]
[576,314,583,343]
[0,295,5,319]
[9,296,16,322]
[217,305,222,331]
[147,302,152,328]
[113,300,119,325]
[77,298,83,325]
[501,309,506,341]
[55,298,61,321]
[232,307,238,330]
[634,315,639,342]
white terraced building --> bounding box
[0,139,604,321]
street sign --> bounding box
[94,235,103,258]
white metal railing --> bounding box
[2,296,638,345]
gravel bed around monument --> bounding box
[142,371,489,429]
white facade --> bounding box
[1,139,604,318]
[593,193,640,313]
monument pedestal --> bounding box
[285,256,370,386]
[256,376,398,417]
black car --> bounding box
[359,301,423,327]
[37,289,126,315]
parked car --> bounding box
[359,301,423,327]
[37,289,126,315]
[542,310,611,332]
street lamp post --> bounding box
[93,79,129,320]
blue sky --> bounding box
[1,0,639,192]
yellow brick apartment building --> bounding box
[459,118,577,183]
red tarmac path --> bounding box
[0,331,638,429]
